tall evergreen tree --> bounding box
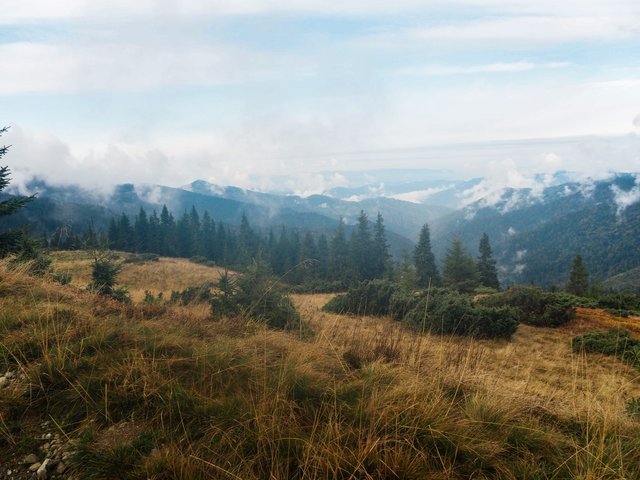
[413,223,440,287]
[372,212,391,278]
[477,233,500,290]
[317,233,329,280]
[567,254,589,296]
[329,219,350,282]
[350,210,373,281]
[442,238,480,293]
[301,231,319,282]
[134,207,149,252]
[0,127,34,257]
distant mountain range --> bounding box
[2,171,639,290]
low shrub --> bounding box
[289,280,348,294]
[169,282,214,305]
[404,291,518,339]
[479,286,575,327]
[597,292,640,312]
[322,279,398,317]
[124,253,160,264]
[572,329,640,368]
[211,264,301,331]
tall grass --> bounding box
[1,260,639,479]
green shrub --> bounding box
[404,291,518,339]
[572,329,640,369]
[388,289,421,321]
[51,270,72,285]
[479,286,575,327]
[322,279,398,317]
[627,398,640,419]
[210,264,301,331]
[124,253,159,264]
[170,282,214,305]
[597,292,640,311]
[289,280,347,294]
[87,253,130,302]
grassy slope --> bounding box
[0,256,639,479]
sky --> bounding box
[2,0,640,195]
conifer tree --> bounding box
[317,233,329,280]
[350,210,373,281]
[0,127,34,257]
[134,207,149,252]
[442,238,480,293]
[413,223,440,287]
[477,233,500,290]
[372,212,391,278]
[329,219,350,282]
[567,254,589,297]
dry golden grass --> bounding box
[294,294,640,425]
[2,256,640,479]
[51,251,231,301]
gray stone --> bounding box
[22,454,39,465]
[36,459,49,479]
[45,433,53,440]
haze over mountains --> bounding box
[2,168,639,290]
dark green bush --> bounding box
[322,279,398,317]
[404,291,518,339]
[572,329,640,368]
[170,282,214,305]
[388,289,421,321]
[210,264,301,331]
[124,253,159,264]
[88,253,130,303]
[289,280,348,294]
[479,286,575,327]
[597,292,640,312]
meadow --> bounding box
[0,253,638,479]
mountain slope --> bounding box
[431,174,640,288]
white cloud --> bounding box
[398,61,569,77]
[610,176,640,215]
[403,15,637,46]
[0,41,304,94]
[391,184,453,203]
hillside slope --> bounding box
[1,258,639,478]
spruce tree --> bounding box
[442,238,480,293]
[372,212,391,278]
[413,223,440,287]
[567,254,589,297]
[477,233,500,290]
[0,127,34,257]
[350,210,373,281]
[329,219,350,282]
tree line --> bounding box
[46,202,501,291]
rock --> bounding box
[45,433,52,440]
[42,443,50,451]
[22,454,39,464]
[36,459,49,479]
[29,463,41,472]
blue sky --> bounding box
[2,0,640,194]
